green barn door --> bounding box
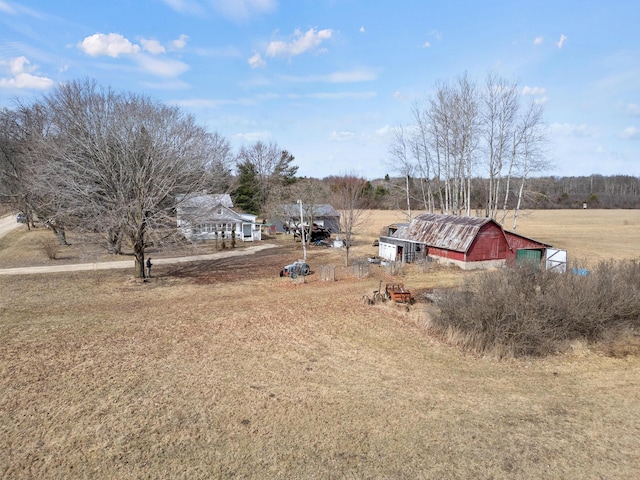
[516,249,541,267]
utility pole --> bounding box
[297,199,307,261]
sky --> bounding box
[0,0,639,180]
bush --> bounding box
[432,260,640,357]
[40,237,61,260]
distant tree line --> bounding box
[367,174,640,214]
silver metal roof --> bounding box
[392,213,494,253]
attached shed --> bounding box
[272,204,341,234]
[378,213,551,270]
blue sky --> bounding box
[1,0,639,180]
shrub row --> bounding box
[432,260,640,357]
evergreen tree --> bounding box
[233,160,261,214]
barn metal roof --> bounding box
[392,213,495,253]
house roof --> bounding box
[177,194,233,209]
[281,203,340,218]
[392,213,496,253]
[176,194,258,224]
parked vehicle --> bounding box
[279,260,310,279]
[16,212,26,223]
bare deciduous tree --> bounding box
[387,124,414,222]
[482,72,519,220]
[266,178,329,243]
[396,71,545,222]
[330,175,368,266]
[26,79,231,278]
[235,141,298,213]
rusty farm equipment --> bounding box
[362,281,412,305]
[385,283,412,303]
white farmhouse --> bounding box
[176,194,262,242]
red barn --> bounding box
[378,213,551,270]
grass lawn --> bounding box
[1,209,639,479]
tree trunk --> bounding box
[47,222,68,245]
[107,229,123,254]
[134,250,146,279]
[405,174,411,222]
[513,177,526,231]
[132,221,147,278]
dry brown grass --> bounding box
[1,210,640,479]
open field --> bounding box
[1,210,640,478]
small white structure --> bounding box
[176,194,262,242]
[545,248,568,273]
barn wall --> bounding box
[504,232,549,262]
[427,248,505,270]
[466,224,508,261]
[427,247,464,262]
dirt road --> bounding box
[0,214,21,239]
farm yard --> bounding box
[1,210,640,479]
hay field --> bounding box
[1,210,640,479]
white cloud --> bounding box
[534,36,543,45]
[626,103,640,116]
[280,68,377,84]
[0,56,54,90]
[0,0,14,13]
[392,91,411,101]
[79,33,140,57]
[359,26,365,33]
[619,126,640,139]
[375,125,392,138]
[78,32,191,78]
[234,131,272,142]
[172,98,233,108]
[140,38,166,54]
[171,34,189,50]
[327,68,376,83]
[8,56,29,75]
[430,29,442,41]
[211,0,276,21]
[294,91,376,100]
[248,53,266,68]
[551,122,596,137]
[422,42,431,48]
[557,34,567,49]
[522,86,546,95]
[329,130,356,142]
[136,54,189,77]
[160,0,204,15]
[266,27,333,58]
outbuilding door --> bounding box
[516,249,542,267]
